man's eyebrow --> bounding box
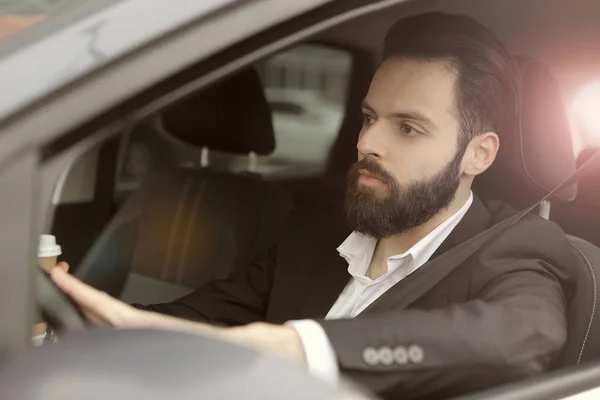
[361,100,375,113]
[390,111,437,129]
[361,100,437,129]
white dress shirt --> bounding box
[287,192,473,386]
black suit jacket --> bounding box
[137,195,576,399]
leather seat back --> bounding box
[558,236,600,367]
[472,56,577,208]
[472,56,600,368]
[122,169,292,303]
[76,68,293,302]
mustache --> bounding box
[350,158,394,184]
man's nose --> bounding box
[357,123,386,160]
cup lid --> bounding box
[38,234,61,257]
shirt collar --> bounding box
[405,191,473,273]
[337,191,474,277]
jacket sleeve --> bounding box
[133,246,277,326]
[317,219,575,399]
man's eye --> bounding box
[362,114,375,126]
[400,123,419,136]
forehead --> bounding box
[366,58,459,129]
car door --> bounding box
[0,0,337,356]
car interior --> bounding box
[28,0,600,397]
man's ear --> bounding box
[463,132,499,177]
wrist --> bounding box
[234,323,307,365]
[281,325,307,365]
[139,311,223,337]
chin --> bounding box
[358,184,390,199]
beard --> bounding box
[344,150,464,239]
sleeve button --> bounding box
[378,346,394,366]
[408,344,424,364]
[362,347,380,366]
[393,346,408,365]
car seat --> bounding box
[75,68,294,304]
[468,56,600,369]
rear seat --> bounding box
[75,68,294,303]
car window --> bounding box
[49,43,355,273]
[252,44,352,178]
[112,43,354,200]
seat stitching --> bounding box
[176,177,207,284]
[517,59,549,193]
[570,243,597,365]
[161,176,193,280]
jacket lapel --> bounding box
[297,249,351,320]
[280,205,352,321]
[430,194,493,259]
[361,194,493,314]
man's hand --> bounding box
[49,269,306,365]
[50,267,153,328]
[55,262,69,273]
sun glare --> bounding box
[573,81,600,135]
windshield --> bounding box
[0,0,82,39]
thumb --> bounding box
[55,262,70,273]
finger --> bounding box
[55,262,69,273]
[50,268,137,326]
[50,268,114,311]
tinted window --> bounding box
[253,44,353,178]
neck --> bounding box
[376,189,471,260]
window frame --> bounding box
[0,0,400,357]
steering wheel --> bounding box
[11,268,381,399]
[0,328,379,400]
[36,266,87,332]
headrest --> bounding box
[474,57,577,209]
[160,68,275,155]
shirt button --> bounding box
[363,347,379,366]
[408,345,424,364]
[378,346,394,366]
[393,346,408,365]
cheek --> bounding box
[386,141,455,183]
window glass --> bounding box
[253,44,353,177]
[50,43,356,300]
[114,44,354,194]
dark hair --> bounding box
[382,12,519,150]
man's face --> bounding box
[345,58,466,238]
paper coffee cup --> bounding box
[34,235,62,344]
[38,234,61,273]
[32,333,46,347]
